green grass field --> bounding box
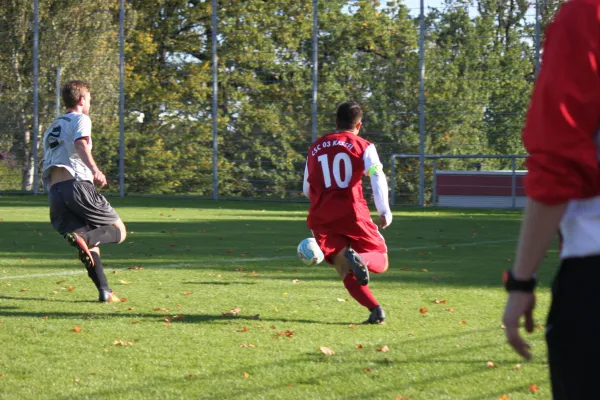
[0,196,556,399]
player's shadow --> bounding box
[181,281,256,286]
[0,295,97,303]
[0,309,352,326]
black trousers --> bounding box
[546,255,600,399]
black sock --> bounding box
[81,226,121,247]
[89,252,110,292]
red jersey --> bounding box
[523,0,600,204]
[305,131,374,229]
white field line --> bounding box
[1,238,516,280]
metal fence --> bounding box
[0,0,562,205]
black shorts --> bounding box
[48,180,120,235]
[546,255,600,399]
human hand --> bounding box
[503,291,536,360]
[379,214,390,230]
[93,170,107,188]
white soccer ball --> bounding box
[297,238,324,266]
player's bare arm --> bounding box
[74,138,107,187]
[503,199,566,360]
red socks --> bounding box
[343,274,378,309]
[359,252,387,274]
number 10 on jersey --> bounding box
[317,153,352,189]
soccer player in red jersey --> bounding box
[303,101,392,324]
[502,1,600,397]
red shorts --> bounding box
[311,219,387,265]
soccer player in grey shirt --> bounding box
[42,80,126,303]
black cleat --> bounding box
[345,247,369,286]
[65,232,94,268]
[363,305,386,325]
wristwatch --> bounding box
[503,270,536,292]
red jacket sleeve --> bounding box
[523,0,600,204]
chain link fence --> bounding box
[0,0,564,205]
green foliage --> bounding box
[0,0,567,199]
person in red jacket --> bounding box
[502,1,600,397]
[303,101,392,324]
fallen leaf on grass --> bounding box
[529,384,539,393]
[364,368,372,373]
[433,299,446,304]
[56,280,66,284]
[128,266,143,270]
[376,345,390,353]
[513,364,521,370]
[447,308,456,312]
[275,330,294,338]
[432,276,439,281]
[421,269,429,272]
[234,268,246,272]
[113,271,118,275]
[113,340,133,346]
[419,307,428,314]
[318,346,335,356]
[185,374,197,379]
[245,271,258,277]
[42,316,48,320]
[337,298,348,302]
[487,361,495,368]
[170,243,177,247]
[130,321,140,325]
[73,378,80,383]
[460,320,468,325]
[234,327,249,333]
[239,344,255,348]
[73,326,82,333]
[128,307,135,311]
[120,298,128,303]
[349,324,357,328]
[226,249,233,254]
[119,280,132,285]
[177,304,182,308]
[536,324,543,329]
[499,396,510,400]
[154,308,171,312]
[396,396,409,400]
[183,291,193,295]
[0,374,4,378]
[243,371,249,378]
[222,307,241,317]
[20,288,28,292]
[355,344,363,349]
[292,279,300,284]
[68,286,75,292]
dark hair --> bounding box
[336,101,363,130]
[62,80,90,108]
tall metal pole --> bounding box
[311,0,318,143]
[118,0,126,197]
[418,0,426,207]
[55,67,61,117]
[534,0,541,78]
[32,0,40,195]
[211,0,219,200]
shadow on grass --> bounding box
[0,309,352,326]
[0,295,97,304]
[181,281,256,285]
